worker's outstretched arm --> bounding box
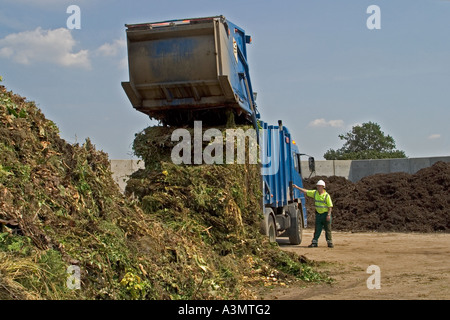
[293,184,308,194]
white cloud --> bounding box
[119,57,128,70]
[0,27,90,69]
[94,38,128,70]
[96,38,126,57]
[428,134,441,140]
[309,118,344,128]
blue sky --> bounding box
[0,0,449,160]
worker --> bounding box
[293,180,334,248]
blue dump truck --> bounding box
[122,16,314,244]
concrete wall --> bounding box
[300,160,353,179]
[111,156,450,192]
[110,159,145,193]
[301,156,450,182]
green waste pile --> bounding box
[127,125,264,262]
[126,125,332,297]
[0,84,168,299]
[0,83,328,300]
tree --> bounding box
[323,122,406,160]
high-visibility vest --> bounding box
[314,191,331,214]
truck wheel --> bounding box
[260,208,277,243]
[288,206,303,245]
[267,216,276,243]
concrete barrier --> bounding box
[301,160,352,178]
[389,158,410,173]
[306,156,450,182]
[347,160,369,182]
[334,160,353,178]
[110,160,144,193]
[409,158,430,174]
[110,156,450,192]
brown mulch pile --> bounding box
[304,161,450,233]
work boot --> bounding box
[327,241,334,248]
[308,241,318,248]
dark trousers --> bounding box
[312,211,332,243]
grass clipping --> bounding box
[0,82,328,300]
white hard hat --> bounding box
[316,180,326,187]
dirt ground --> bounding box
[262,228,450,300]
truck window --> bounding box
[293,152,299,174]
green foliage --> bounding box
[0,85,153,299]
[38,249,67,286]
[120,271,151,300]
[324,122,406,160]
[0,234,79,299]
[2,93,27,119]
[269,250,332,283]
[0,164,13,182]
[0,233,33,256]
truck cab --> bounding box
[260,120,311,245]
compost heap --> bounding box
[304,162,450,233]
[0,84,326,300]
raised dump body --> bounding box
[122,16,258,126]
